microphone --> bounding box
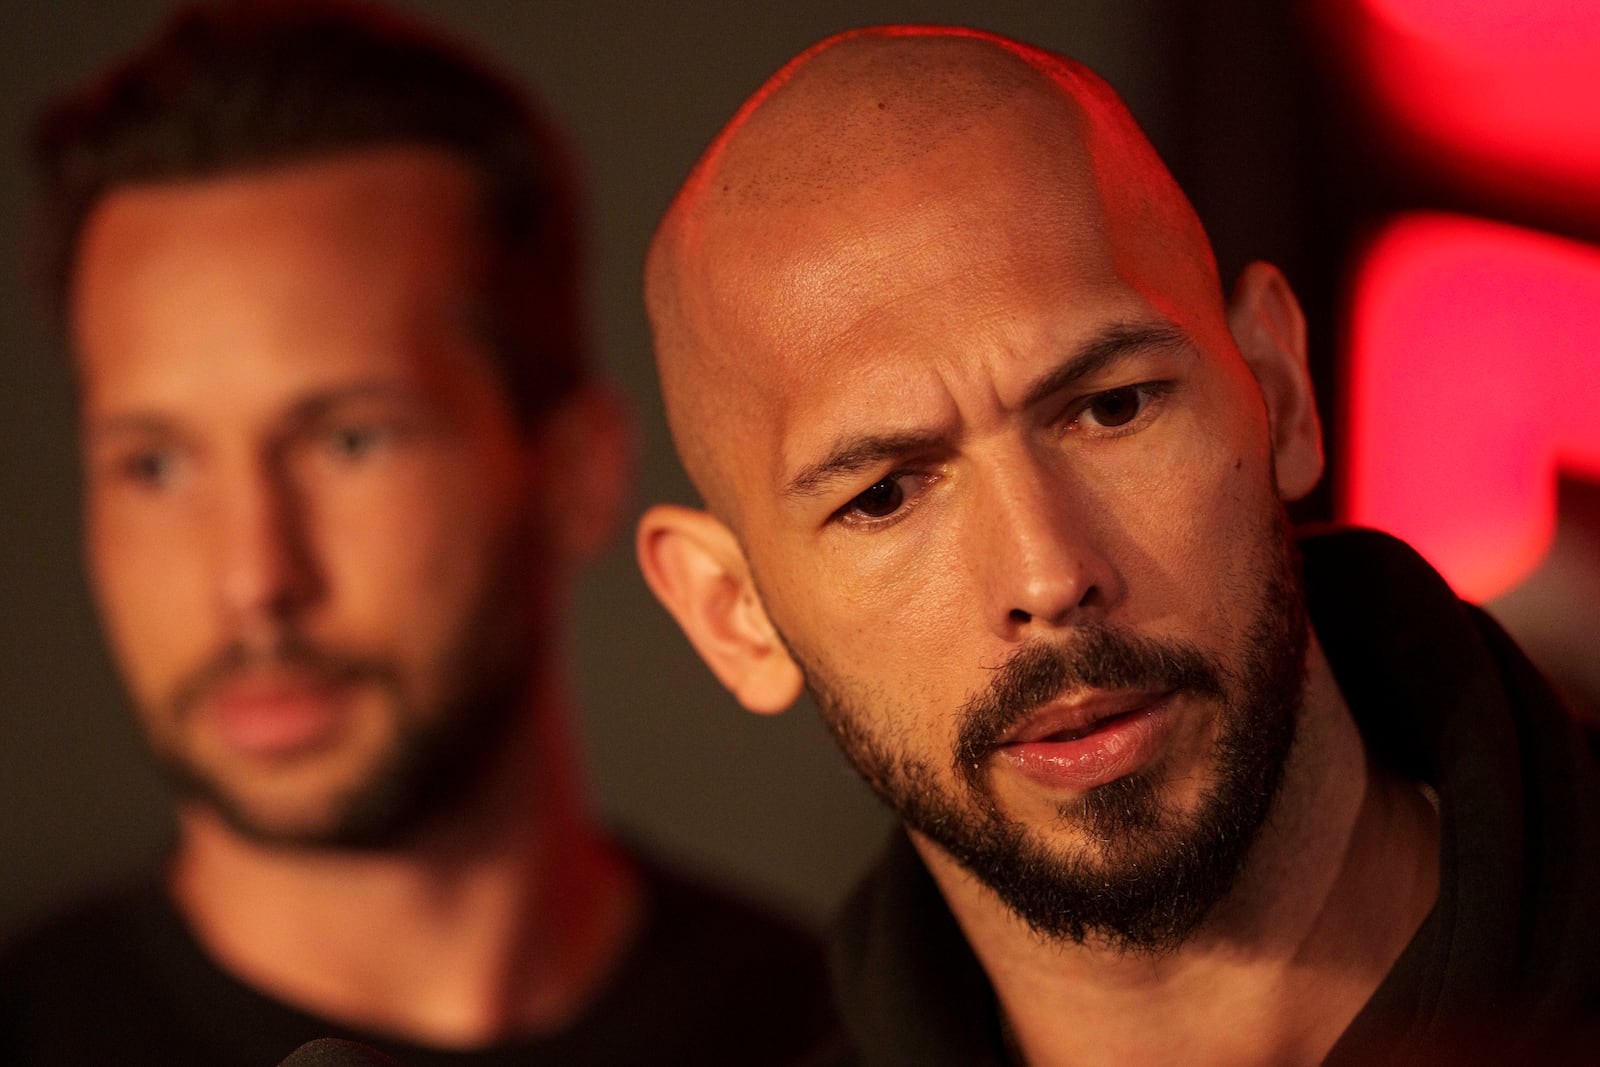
[276,1037,408,1066]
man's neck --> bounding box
[918,639,1441,1067]
[168,693,643,1050]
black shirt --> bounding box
[0,856,838,1066]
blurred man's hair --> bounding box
[34,0,586,422]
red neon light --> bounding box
[1330,0,1600,218]
[1344,213,1600,601]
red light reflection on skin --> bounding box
[1330,0,1600,218]
[1344,213,1600,602]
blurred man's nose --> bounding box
[214,457,323,630]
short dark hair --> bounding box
[33,0,586,422]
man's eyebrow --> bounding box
[783,429,947,500]
[279,382,422,430]
[1019,320,1193,410]
[83,382,421,442]
[80,411,185,456]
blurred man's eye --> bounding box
[116,447,181,489]
[324,423,391,461]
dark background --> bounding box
[0,0,1498,934]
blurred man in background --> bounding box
[638,26,1600,1065]
[0,3,832,1064]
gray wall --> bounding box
[0,0,1178,932]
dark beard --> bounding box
[152,522,547,851]
[803,517,1308,952]
[156,623,530,851]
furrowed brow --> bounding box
[783,429,946,500]
[1019,320,1192,410]
[780,321,1190,501]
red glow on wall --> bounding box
[1344,213,1600,601]
[1328,0,1600,219]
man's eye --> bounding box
[849,478,905,518]
[839,471,935,524]
[117,448,179,488]
[1081,386,1145,429]
[325,424,388,460]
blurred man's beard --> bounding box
[799,513,1308,952]
[150,549,545,851]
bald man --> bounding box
[636,26,1600,1067]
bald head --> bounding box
[648,27,1221,524]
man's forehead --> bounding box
[666,140,1158,423]
[73,150,498,414]
[80,147,482,263]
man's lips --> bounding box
[993,689,1179,792]
[196,672,353,759]
[999,688,1175,746]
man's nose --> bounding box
[975,452,1121,637]
[214,459,322,626]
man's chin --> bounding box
[896,772,1240,952]
[169,760,415,851]
[179,792,358,850]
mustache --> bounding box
[168,633,399,720]
[955,627,1227,769]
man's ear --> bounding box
[1227,261,1324,502]
[535,384,633,563]
[635,505,804,715]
